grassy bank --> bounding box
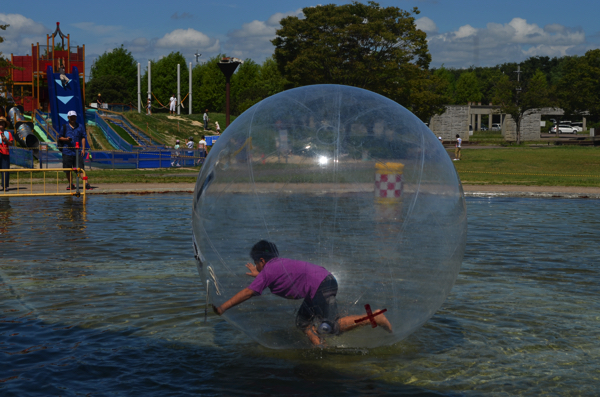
[453,146,600,187]
[124,112,234,147]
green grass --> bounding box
[124,111,233,147]
[87,125,116,150]
[107,121,139,146]
[453,146,600,187]
[86,168,199,183]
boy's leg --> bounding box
[338,312,393,333]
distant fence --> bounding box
[9,147,35,168]
[38,148,206,169]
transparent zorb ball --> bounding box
[192,85,466,349]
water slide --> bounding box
[46,66,90,149]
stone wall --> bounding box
[502,110,542,141]
[429,105,470,141]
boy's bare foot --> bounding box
[305,325,324,346]
[376,313,393,333]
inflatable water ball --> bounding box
[192,84,466,349]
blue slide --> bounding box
[46,66,90,149]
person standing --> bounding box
[215,121,221,134]
[203,109,209,130]
[169,94,177,115]
[0,117,14,192]
[171,139,181,167]
[96,93,103,109]
[58,111,91,190]
[454,134,462,161]
[186,137,194,166]
[197,135,207,165]
[146,98,152,115]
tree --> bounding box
[89,45,138,103]
[272,1,446,121]
[86,75,130,104]
[493,69,553,144]
[433,66,456,104]
[192,55,226,114]
[454,71,482,104]
[557,49,600,121]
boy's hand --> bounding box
[212,304,224,315]
[245,263,259,277]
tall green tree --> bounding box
[192,55,226,114]
[272,1,445,120]
[433,66,456,104]
[454,71,482,104]
[557,49,600,120]
[493,69,553,144]
[86,75,130,104]
[89,45,138,103]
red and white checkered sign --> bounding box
[375,173,403,198]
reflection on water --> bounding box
[1,195,599,395]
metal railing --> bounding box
[0,168,87,203]
[37,146,207,169]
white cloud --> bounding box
[0,13,47,54]
[156,28,219,51]
[427,17,589,68]
[224,8,303,60]
[416,17,437,34]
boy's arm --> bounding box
[213,288,255,315]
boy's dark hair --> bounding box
[250,240,279,263]
[456,134,460,138]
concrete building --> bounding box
[430,104,588,142]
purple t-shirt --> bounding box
[248,258,330,300]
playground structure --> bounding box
[6,22,85,113]
[0,22,215,173]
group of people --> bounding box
[171,135,208,167]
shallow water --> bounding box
[1,195,599,396]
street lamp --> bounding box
[218,57,243,127]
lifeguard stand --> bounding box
[7,22,85,112]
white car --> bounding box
[550,125,577,134]
[571,122,583,132]
[491,123,502,131]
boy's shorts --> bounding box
[296,274,340,334]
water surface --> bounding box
[1,195,598,396]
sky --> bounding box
[1,0,599,80]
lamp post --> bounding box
[217,57,242,127]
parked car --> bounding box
[550,124,577,134]
[571,122,583,132]
[480,125,489,131]
[491,123,502,131]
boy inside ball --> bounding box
[212,240,392,346]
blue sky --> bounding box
[2,0,599,79]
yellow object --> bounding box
[375,162,405,173]
[0,168,87,204]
